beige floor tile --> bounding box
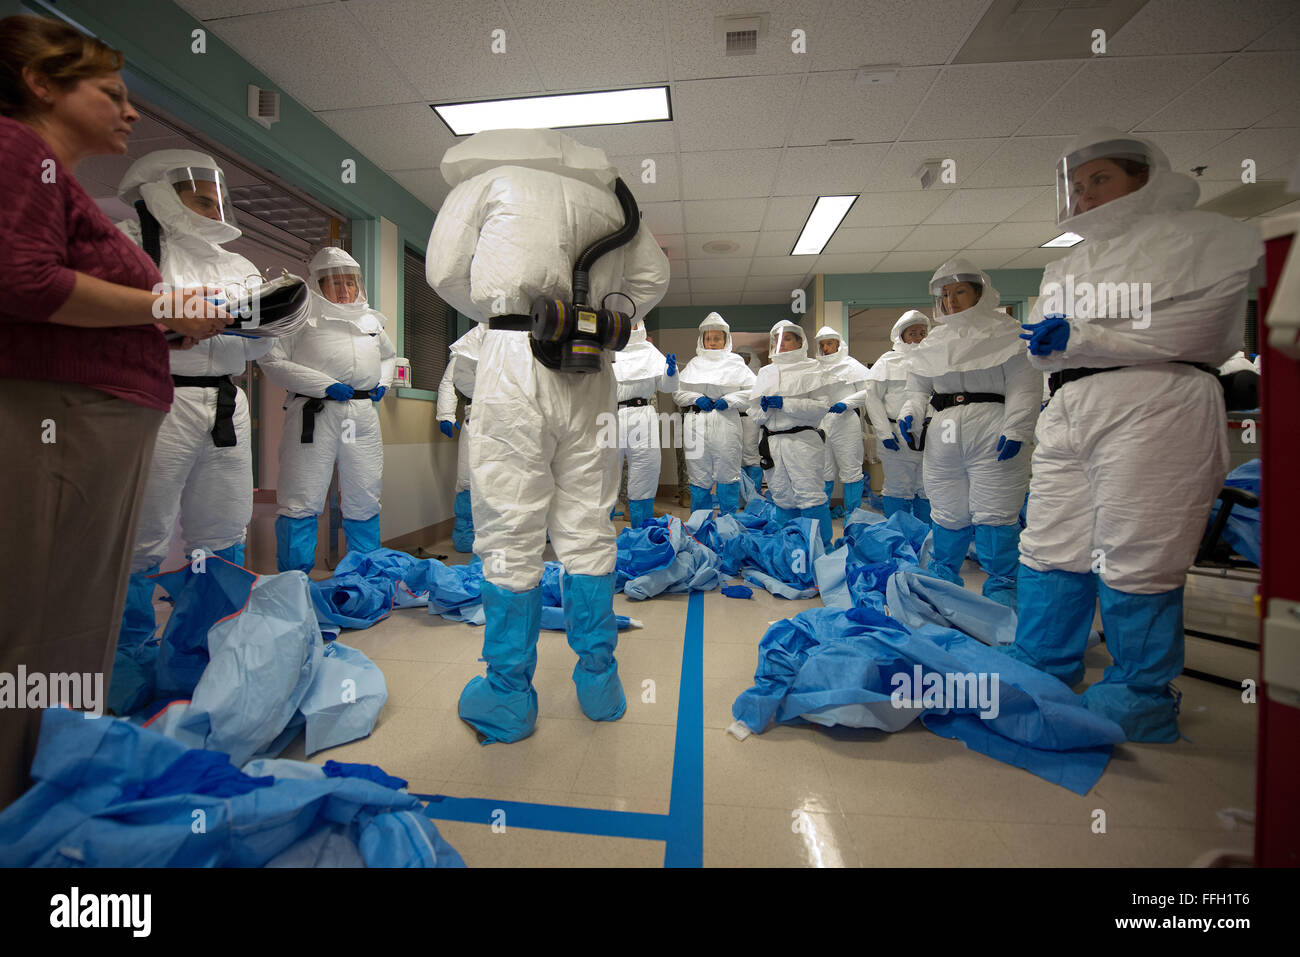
[610,634,686,675]
[704,805,860,867]
[617,671,680,727]
[571,721,676,811]
[430,819,663,867]
[408,659,487,712]
[1091,744,1255,830]
[843,814,1018,867]
[445,716,598,792]
[704,676,751,730]
[705,725,837,814]
[435,783,669,816]
[366,657,447,708]
[703,641,764,680]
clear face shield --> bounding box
[931,275,984,321]
[315,266,367,306]
[700,328,729,351]
[817,335,840,357]
[165,165,237,227]
[900,323,928,345]
[771,325,805,357]
[1056,138,1153,224]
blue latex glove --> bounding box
[829,402,848,414]
[322,760,408,791]
[714,398,728,412]
[326,382,354,401]
[761,395,783,412]
[371,385,386,402]
[1020,314,1070,356]
[882,437,900,451]
[439,420,456,438]
[996,436,1022,461]
[721,584,754,599]
[694,396,715,411]
[897,414,915,446]
[665,353,677,377]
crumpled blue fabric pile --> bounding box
[731,606,1126,794]
[0,708,463,867]
[1205,457,1260,566]
[614,516,724,599]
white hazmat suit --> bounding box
[425,128,670,744]
[814,325,870,517]
[436,323,485,552]
[860,311,932,521]
[612,320,678,528]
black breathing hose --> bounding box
[571,177,640,307]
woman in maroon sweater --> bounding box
[0,15,227,809]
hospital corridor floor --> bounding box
[180,502,1257,868]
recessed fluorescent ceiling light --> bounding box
[434,87,671,135]
[1041,232,1084,247]
[792,195,858,255]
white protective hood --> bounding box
[754,320,827,398]
[440,127,616,191]
[613,320,669,382]
[814,325,870,384]
[868,310,932,382]
[679,312,753,390]
[907,260,1022,377]
[1044,127,1263,304]
[307,246,386,334]
[118,149,242,248]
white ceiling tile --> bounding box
[966,221,1061,249]
[823,225,914,254]
[690,276,746,293]
[199,3,425,111]
[840,191,948,228]
[686,258,751,277]
[755,231,800,256]
[771,144,892,196]
[504,0,669,89]
[1246,6,1300,51]
[667,277,691,296]
[1139,131,1241,173]
[692,293,741,307]
[961,136,1073,189]
[1194,129,1300,182]
[570,123,678,157]
[903,62,1079,140]
[968,249,1033,270]
[810,0,988,69]
[317,103,459,172]
[666,259,689,278]
[1195,180,1245,205]
[1252,198,1300,219]
[999,247,1073,269]
[1005,188,1058,223]
[924,187,1043,225]
[745,274,812,292]
[1137,54,1300,131]
[742,290,798,305]
[652,233,686,259]
[640,202,685,235]
[762,196,818,231]
[388,169,447,212]
[658,293,694,308]
[787,69,939,146]
[682,232,759,258]
[1109,0,1297,55]
[1018,56,1227,137]
[751,255,817,273]
[873,250,960,273]
[811,252,887,274]
[176,0,316,17]
[683,198,767,232]
[667,0,826,81]
[679,149,782,199]
[896,223,995,251]
[674,75,804,152]
[1255,104,1300,128]
[609,153,681,202]
[862,139,1003,191]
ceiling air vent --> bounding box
[716,14,767,56]
[247,85,280,129]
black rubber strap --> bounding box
[488,315,532,332]
[930,392,1005,412]
[173,375,237,448]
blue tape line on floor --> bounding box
[664,589,704,867]
[416,794,668,841]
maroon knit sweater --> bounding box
[0,115,170,410]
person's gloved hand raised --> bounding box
[760,395,783,412]
[996,436,1022,461]
[713,398,728,411]
[881,436,900,452]
[665,353,677,378]
[371,386,386,403]
[897,414,915,446]
[439,420,457,439]
[829,402,847,414]
[694,396,715,412]
[1020,314,1070,357]
[326,382,354,401]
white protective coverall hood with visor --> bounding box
[673,312,756,515]
[436,322,487,553]
[752,320,835,546]
[814,325,870,518]
[258,245,396,573]
[112,149,274,715]
[1004,127,1263,742]
[897,258,1041,608]
[861,310,933,522]
[426,128,670,745]
[613,319,678,529]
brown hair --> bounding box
[1112,156,1150,185]
[0,14,124,119]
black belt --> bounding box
[172,375,237,448]
[739,411,748,418]
[487,315,532,332]
[930,392,1004,412]
[682,404,703,414]
[294,390,378,443]
[1047,362,1220,398]
[619,397,650,408]
[758,424,825,471]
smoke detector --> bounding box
[716,13,769,56]
[703,239,740,254]
[247,85,280,129]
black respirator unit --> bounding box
[524,177,639,374]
